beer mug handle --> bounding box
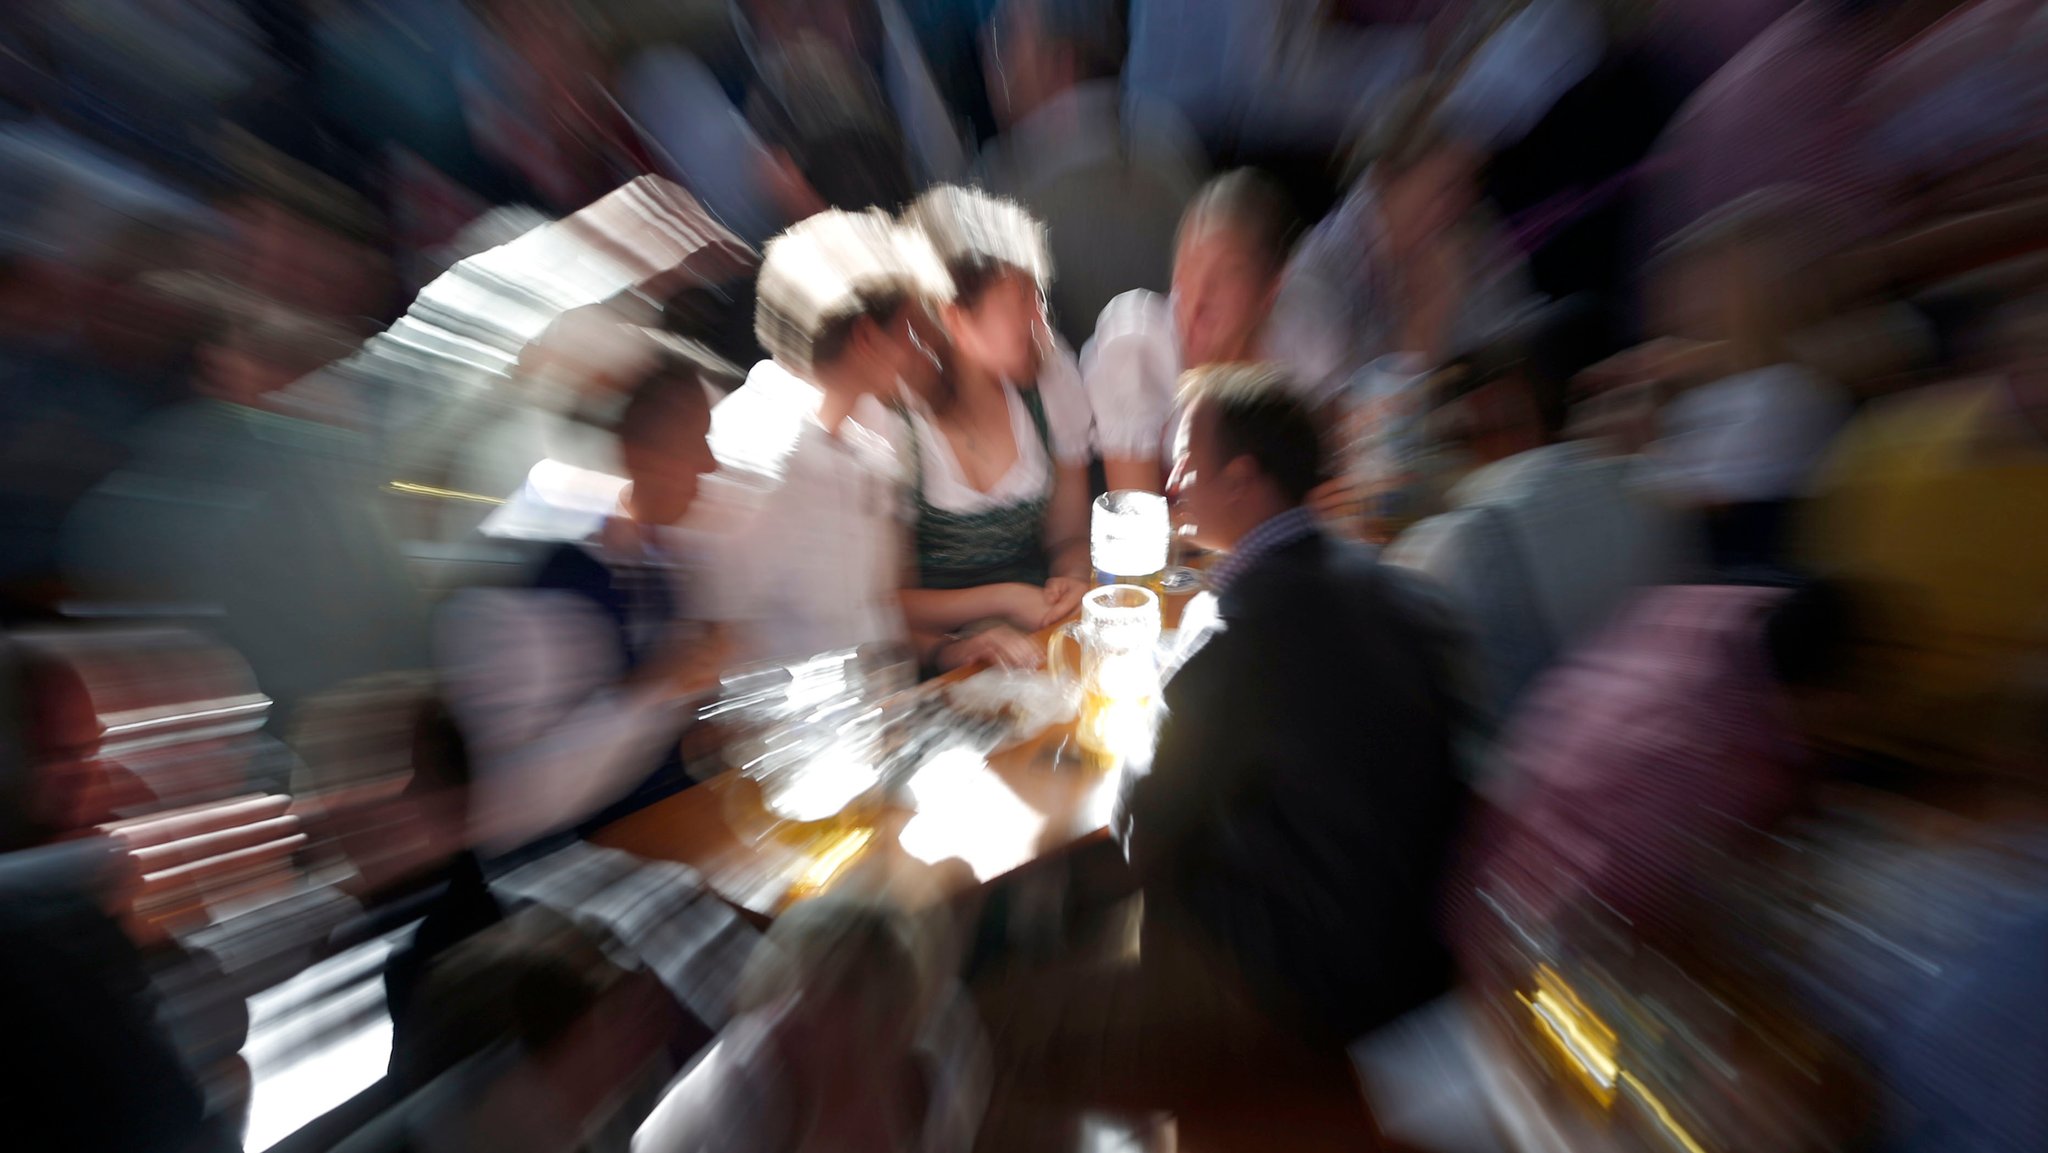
[1046,622,1082,684]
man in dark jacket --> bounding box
[976,364,1466,1151]
[1135,362,1466,1037]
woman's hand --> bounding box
[936,625,1044,672]
[988,582,1058,631]
[1040,577,1089,626]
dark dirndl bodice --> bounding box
[903,384,1057,590]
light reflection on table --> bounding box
[898,746,1059,881]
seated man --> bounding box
[438,340,727,860]
[977,365,1467,1151]
[697,209,951,666]
[397,348,755,1080]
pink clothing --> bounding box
[1641,0,1801,94]
[1450,585,1804,956]
[1646,3,1890,255]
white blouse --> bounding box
[1080,289,1182,461]
[1080,289,1326,463]
[866,342,1094,515]
[694,360,910,666]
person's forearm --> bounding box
[1044,463,1092,580]
[899,585,1021,633]
[1101,456,1163,494]
[1050,539,1091,582]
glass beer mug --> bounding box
[1047,584,1163,767]
[1091,490,1170,589]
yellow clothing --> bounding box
[1802,379,2048,772]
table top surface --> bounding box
[590,588,1204,915]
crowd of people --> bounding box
[3,0,2047,1151]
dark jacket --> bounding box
[1125,531,1467,1040]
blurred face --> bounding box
[622,392,716,527]
[943,270,1046,383]
[1166,400,1241,551]
[1377,148,1477,263]
[848,305,928,396]
[1173,223,1278,369]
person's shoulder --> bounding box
[1227,533,1372,611]
[852,389,915,454]
[710,362,811,483]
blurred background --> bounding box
[1,0,2045,1151]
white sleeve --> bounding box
[1080,291,1178,460]
[1033,340,1096,468]
[437,589,695,855]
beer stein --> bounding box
[1090,490,1170,588]
[1047,584,1163,766]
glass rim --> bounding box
[1086,583,1160,612]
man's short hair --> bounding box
[903,184,1051,308]
[1179,169,1297,278]
[754,209,952,375]
[1184,363,1327,503]
[616,345,713,449]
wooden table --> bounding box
[589,586,1206,915]
[590,721,1123,916]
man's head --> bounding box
[1172,170,1295,370]
[616,349,717,527]
[904,185,1053,385]
[984,0,1125,128]
[1168,364,1325,551]
[755,209,951,397]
